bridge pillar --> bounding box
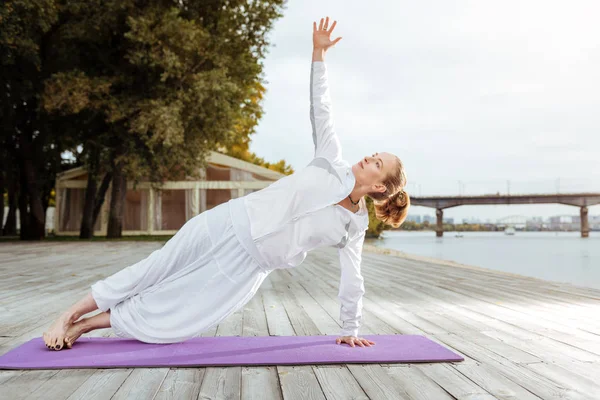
[581,206,589,238]
[436,209,443,237]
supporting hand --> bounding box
[336,336,376,347]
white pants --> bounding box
[91,201,270,343]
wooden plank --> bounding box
[26,369,108,400]
[197,310,243,400]
[65,369,133,400]
[382,365,455,400]
[417,363,498,400]
[452,361,543,400]
[0,370,60,400]
[262,271,326,400]
[434,333,592,400]
[274,272,372,400]
[240,292,283,400]
[154,370,204,400]
[111,369,170,399]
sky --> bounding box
[248,0,600,222]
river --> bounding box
[366,231,600,290]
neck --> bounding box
[349,184,369,203]
[347,185,369,209]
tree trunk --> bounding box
[80,143,100,239]
[92,171,112,228]
[106,160,127,238]
[0,168,4,236]
[19,132,46,240]
[3,170,18,236]
[18,170,29,240]
[80,173,98,239]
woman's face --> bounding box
[351,152,396,192]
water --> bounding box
[367,231,600,290]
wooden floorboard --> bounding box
[0,241,599,399]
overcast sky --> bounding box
[249,0,600,221]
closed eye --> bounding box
[373,153,383,170]
[372,154,380,169]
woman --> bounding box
[43,16,410,351]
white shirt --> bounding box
[252,199,367,269]
[229,60,368,338]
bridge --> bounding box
[410,192,600,237]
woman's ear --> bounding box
[372,183,386,194]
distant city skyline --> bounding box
[406,213,600,233]
[407,212,600,225]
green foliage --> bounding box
[1,0,59,67]
[38,0,287,184]
[365,196,386,238]
[226,135,294,175]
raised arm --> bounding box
[310,17,343,162]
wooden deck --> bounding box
[1,241,599,400]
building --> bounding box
[590,215,600,231]
[54,151,285,236]
[405,215,422,223]
[548,215,579,231]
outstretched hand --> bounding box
[336,336,376,347]
[313,16,342,51]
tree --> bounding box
[365,197,386,238]
[40,0,287,238]
[0,0,64,239]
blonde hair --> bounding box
[368,156,410,228]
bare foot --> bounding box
[64,320,87,349]
[43,312,74,351]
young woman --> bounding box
[43,16,409,351]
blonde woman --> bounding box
[43,16,409,351]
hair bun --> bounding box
[393,188,408,207]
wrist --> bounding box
[312,48,325,62]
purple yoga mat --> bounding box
[0,335,463,369]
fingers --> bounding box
[336,336,376,347]
[332,37,342,46]
[316,17,337,33]
[328,20,337,34]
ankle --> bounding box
[76,319,91,334]
[63,310,79,324]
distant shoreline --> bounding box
[386,228,598,233]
